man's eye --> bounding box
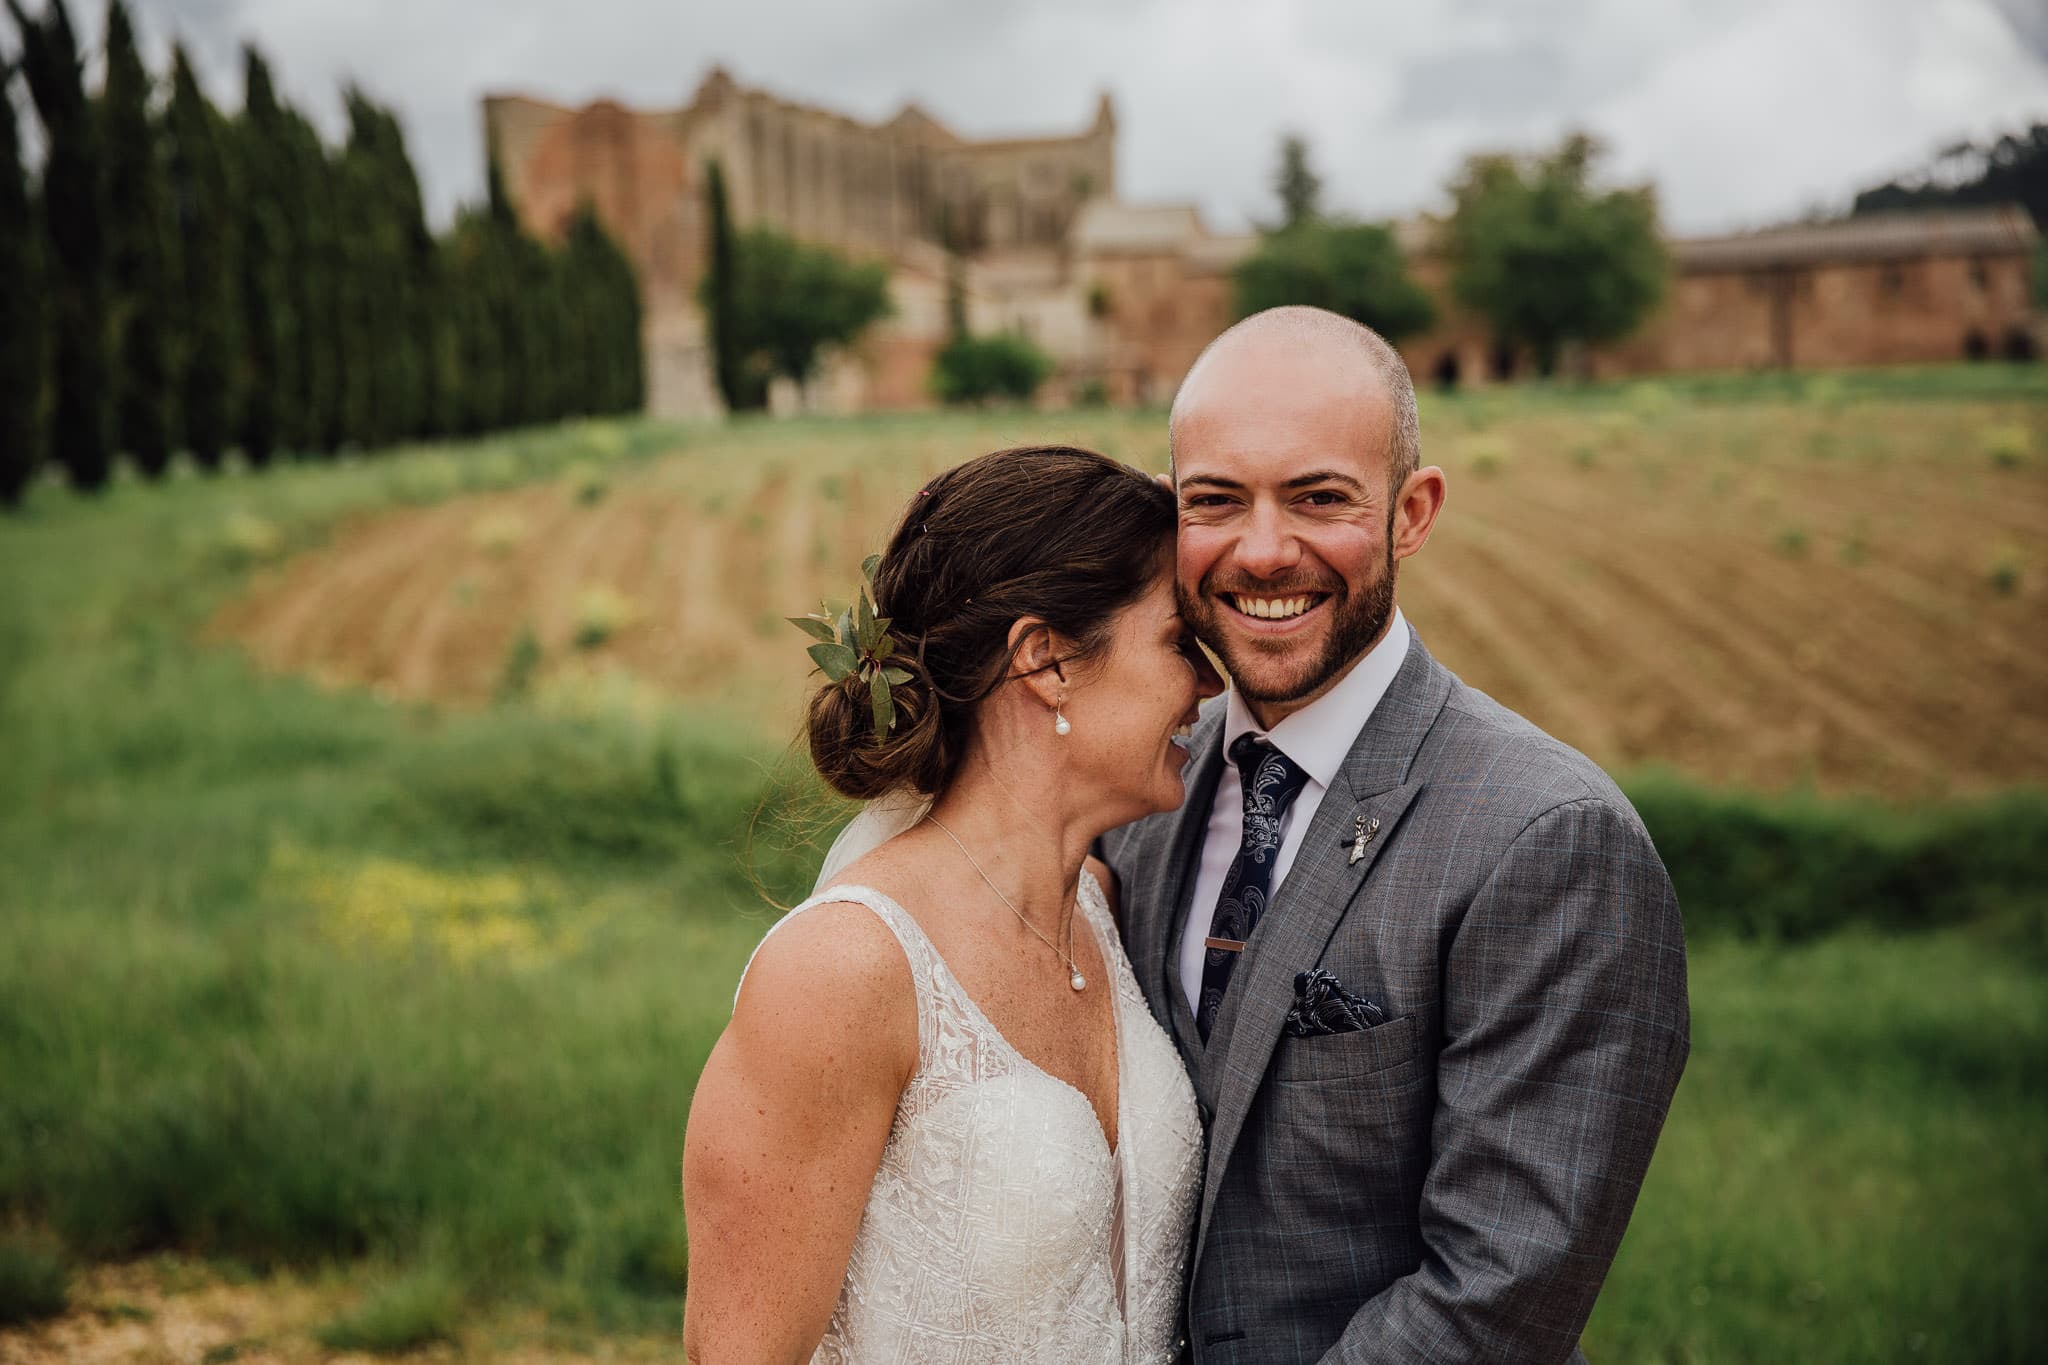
[1302,491,1344,507]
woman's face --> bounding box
[1065,569,1225,824]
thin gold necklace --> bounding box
[925,814,1086,992]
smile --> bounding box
[1223,592,1329,623]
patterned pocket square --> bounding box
[1284,968,1388,1037]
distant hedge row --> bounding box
[1,1,643,508]
[1626,775,2045,946]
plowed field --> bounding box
[210,392,2048,798]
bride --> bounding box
[683,445,1223,1361]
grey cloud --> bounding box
[1394,43,1576,120]
[1988,0,2048,61]
[126,0,2048,236]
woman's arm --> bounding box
[682,902,916,1363]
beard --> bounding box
[1180,538,1397,708]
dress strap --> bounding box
[730,885,942,1066]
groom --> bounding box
[1101,306,1689,1363]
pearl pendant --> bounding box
[1070,970,1087,992]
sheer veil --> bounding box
[812,787,931,894]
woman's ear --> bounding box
[1004,617,1069,710]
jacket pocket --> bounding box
[1270,1012,1416,1084]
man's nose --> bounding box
[1233,503,1301,579]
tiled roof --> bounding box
[1674,205,2038,272]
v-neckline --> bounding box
[852,876,1124,1160]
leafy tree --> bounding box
[163,43,235,470]
[702,158,747,411]
[99,0,174,477]
[1443,133,1667,377]
[2036,237,2047,311]
[0,60,44,506]
[929,332,1051,406]
[8,0,113,491]
[1233,221,1436,341]
[1274,133,1322,230]
[699,227,890,402]
[1854,124,2047,229]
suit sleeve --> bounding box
[1322,797,1691,1364]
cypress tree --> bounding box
[164,44,235,471]
[602,216,643,413]
[351,95,434,441]
[703,158,742,411]
[342,91,429,446]
[100,0,175,477]
[280,108,340,454]
[8,0,113,491]
[443,208,503,433]
[1,62,45,506]
[563,203,627,413]
[234,45,296,466]
[485,159,540,428]
[334,122,378,446]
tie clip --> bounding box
[1204,936,1246,953]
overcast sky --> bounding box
[89,0,2048,236]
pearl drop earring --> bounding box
[1054,699,1071,737]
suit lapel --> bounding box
[1151,707,1226,1074]
[1191,632,1456,1268]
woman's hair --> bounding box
[806,444,1175,801]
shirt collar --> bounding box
[1222,608,1410,790]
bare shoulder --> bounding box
[730,900,917,1084]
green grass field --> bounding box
[2,377,2045,1360]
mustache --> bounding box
[1199,578,1344,598]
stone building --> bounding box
[484,69,1114,416]
[484,72,2040,416]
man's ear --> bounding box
[1005,617,1069,710]
[1392,465,1447,562]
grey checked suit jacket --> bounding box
[1101,629,1689,1364]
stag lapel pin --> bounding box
[1348,813,1380,867]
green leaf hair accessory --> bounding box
[789,555,909,736]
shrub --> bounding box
[1072,376,1110,409]
[467,510,527,555]
[0,1234,69,1326]
[1626,778,2048,942]
[496,623,543,699]
[572,586,637,649]
[1982,424,2030,469]
[1988,547,2023,596]
[216,511,284,567]
[929,333,1052,406]
[1774,527,1810,558]
[315,1269,462,1355]
[1465,436,1509,478]
[562,462,608,505]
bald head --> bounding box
[1170,306,1421,497]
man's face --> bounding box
[1172,342,1402,720]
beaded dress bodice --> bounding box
[739,874,1201,1362]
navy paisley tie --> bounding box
[1196,735,1312,1042]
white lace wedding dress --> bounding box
[736,872,1202,1362]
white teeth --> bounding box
[1234,594,1315,620]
